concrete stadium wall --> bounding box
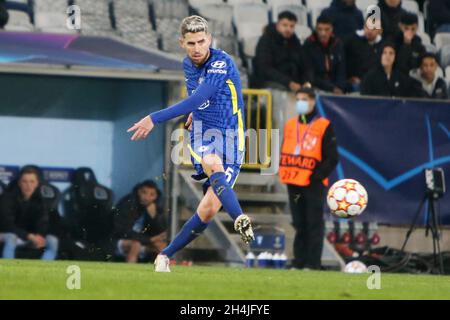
[0,74,168,202]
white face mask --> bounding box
[296,100,309,115]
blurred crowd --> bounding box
[0,166,168,263]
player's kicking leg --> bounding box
[154,154,254,272]
[201,154,254,244]
[155,187,221,272]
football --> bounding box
[327,179,368,218]
[344,261,368,274]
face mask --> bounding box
[296,100,309,115]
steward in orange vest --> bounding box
[279,88,338,270]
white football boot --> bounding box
[234,214,255,244]
[154,254,171,272]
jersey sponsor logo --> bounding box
[207,69,227,74]
[211,60,227,69]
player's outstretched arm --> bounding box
[127,83,217,141]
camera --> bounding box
[425,168,446,199]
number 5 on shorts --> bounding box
[225,167,234,184]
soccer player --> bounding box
[127,15,254,272]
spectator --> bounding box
[410,53,449,99]
[378,0,407,41]
[279,88,338,270]
[0,0,8,29]
[303,15,346,94]
[252,11,312,92]
[0,167,59,260]
[345,15,384,92]
[321,0,364,40]
[395,12,426,75]
[361,42,424,97]
[429,0,450,34]
[114,180,168,263]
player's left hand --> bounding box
[127,115,154,141]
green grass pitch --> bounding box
[1,259,450,300]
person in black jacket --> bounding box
[303,15,346,94]
[114,180,167,263]
[345,15,384,92]
[429,0,450,34]
[395,12,426,75]
[361,42,425,97]
[378,0,407,41]
[410,52,449,99]
[252,11,312,92]
[0,167,59,260]
[321,0,364,40]
[0,0,8,29]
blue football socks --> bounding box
[210,171,243,221]
[161,212,209,257]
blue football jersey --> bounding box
[184,48,245,153]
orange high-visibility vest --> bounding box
[279,116,330,187]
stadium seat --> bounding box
[188,0,223,9]
[227,0,263,5]
[73,0,113,36]
[304,0,332,8]
[295,24,312,43]
[424,43,438,53]
[213,35,239,56]
[417,12,425,34]
[402,0,420,13]
[196,4,234,36]
[233,3,269,40]
[242,35,260,58]
[33,0,68,13]
[271,4,308,26]
[355,0,378,14]
[112,0,149,18]
[418,31,431,46]
[151,0,189,20]
[62,167,114,246]
[4,10,34,31]
[34,12,76,34]
[440,45,450,68]
[434,33,450,50]
[113,0,159,50]
[157,18,185,54]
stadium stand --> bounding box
[434,32,450,50]
[4,8,33,31]
[72,0,116,38]
[112,0,159,51]
[152,0,189,55]
[233,2,269,64]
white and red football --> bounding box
[327,179,368,218]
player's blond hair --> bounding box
[180,15,209,37]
